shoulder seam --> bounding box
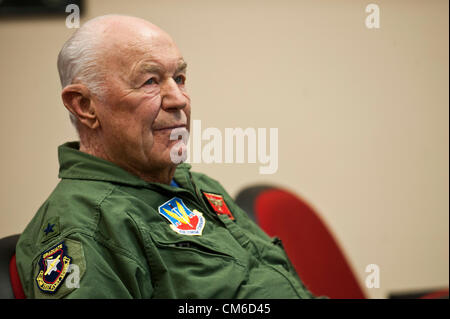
[92,183,116,232]
[93,186,148,270]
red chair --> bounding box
[236,186,366,299]
[236,186,450,299]
[419,289,449,299]
[0,234,26,299]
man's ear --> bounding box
[61,84,100,129]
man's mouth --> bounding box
[153,124,187,131]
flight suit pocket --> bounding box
[149,235,247,298]
[155,238,236,260]
[271,237,298,275]
[270,237,316,298]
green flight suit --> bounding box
[16,142,316,299]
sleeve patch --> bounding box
[34,239,85,298]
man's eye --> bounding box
[174,75,185,85]
[144,78,157,85]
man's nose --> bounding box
[161,79,188,111]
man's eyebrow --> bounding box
[138,63,163,75]
[136,60,187,76]
[176,61,188,73]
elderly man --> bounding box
[16,15,315,299]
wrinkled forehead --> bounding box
[100,24,185,81]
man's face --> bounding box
[93,25,190,177]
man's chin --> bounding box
[144,150,183,170]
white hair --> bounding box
[57,16,115,126]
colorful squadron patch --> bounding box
[35,241,72,294]
[158,197,205,236]
[202,192,235,220]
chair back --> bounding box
[236,186,366,299]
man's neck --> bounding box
[79,141,176,185]
[129,166,177,185]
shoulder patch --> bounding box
[35,241,71,294]
[34,239,85,298]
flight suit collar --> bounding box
[58,141,193,190]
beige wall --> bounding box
[0,0,448,298]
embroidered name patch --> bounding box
[35,241,72,294]
[158,197,205,236]
[203,192,235,220]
